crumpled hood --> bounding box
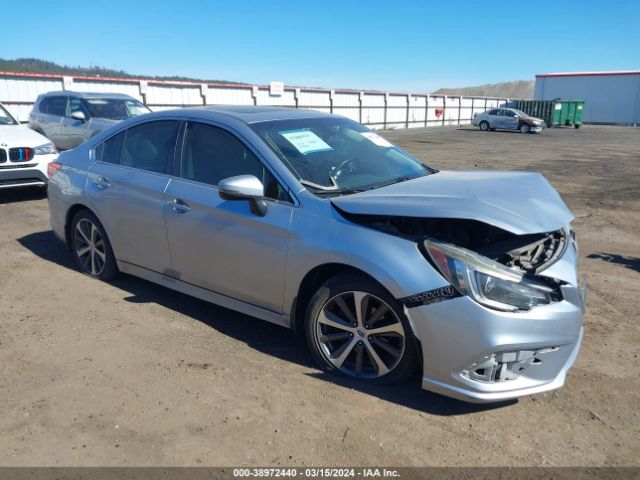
[331,170,574,235]
[0,124,50,147]
[522,115,545,125]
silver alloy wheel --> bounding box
[315,291,406,379]
[74,218,106,276]
[479,121,489,131]
[520,123,530,133]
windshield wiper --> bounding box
[313,187,365,195]
[364,175,421,191]
[300,179,364,196]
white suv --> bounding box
[0,103,58,190]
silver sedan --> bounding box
[473,107,546,133]
[46,106,584,403]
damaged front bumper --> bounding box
[404,253,585,403]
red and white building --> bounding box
[535,70,640,125]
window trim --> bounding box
[90,116,299,207]
[175,119,297,206]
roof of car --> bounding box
[162,105,332,124]
[39,91,137,99]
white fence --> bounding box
[0,71,510,128]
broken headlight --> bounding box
[423,239,557,312]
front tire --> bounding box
[304,273,418,384]
[520,123,531,134]
[70,210,118,280]
[479,121,490,131]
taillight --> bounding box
[47,161,62,178]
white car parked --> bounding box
[0,103,58,190]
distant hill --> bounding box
[434,80,534,99]
[0,57,241,84]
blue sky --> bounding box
[2,0,638,92]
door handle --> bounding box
[93,176,111,189]
[168,197,191,213]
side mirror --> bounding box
[71,111,86,122]
[218,174,268,216]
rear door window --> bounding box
[46,96,67,116]
[96,131,126,164]
[120,121,179,174]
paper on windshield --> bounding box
[280,129,333,155]
[361,131,393,148]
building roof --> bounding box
[536,70,640,78]
[0,70,510,100]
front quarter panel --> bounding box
[284,198,448,312]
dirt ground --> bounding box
[0,125,638,467]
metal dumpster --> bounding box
[515,99,584,128]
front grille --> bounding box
[0,149,6,163]
[9,147,34,162]
[0,163,37,169]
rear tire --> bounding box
[70,210,118,281]
[304,273,418,385]
[479,121,490,131]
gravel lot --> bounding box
[0,124,638,467]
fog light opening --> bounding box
[463,348,557,383]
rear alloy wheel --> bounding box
[520,123,531,134]
[71,210,118,280]
[305,274,418,384]
[479,121,490,131]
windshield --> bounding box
[0,104,18,125]
[511,109,528,116]
[250,117,433,193]
[83,98,151,120]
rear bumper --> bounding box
[0,156,54,189]
[405,288,584,403]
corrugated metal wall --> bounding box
[0,71,511,128]
[534,73,640,125]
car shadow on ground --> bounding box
[0,187,47,204]
[456,128,527,134]
[18,229,516,416]
[587,252,640,273]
